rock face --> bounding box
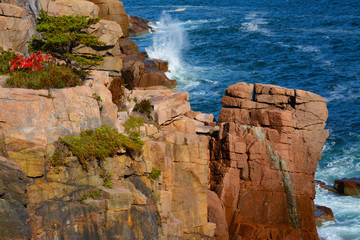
[334,178,360,196]
[0,3,31,53]
[87,0,129,36]
[210,82,329,239]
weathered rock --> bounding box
[335,178,360,195]
[41,0,99,17]
[120,54,176,89]
[88,19,124,45]
[0,86,104,177]
[0,3,26,17]
[118,38,139,55]
[0,157,31,239]
[314,205,335,226]
[149,91,190,125]
[0,6,31,53]
[128,15,152,36]
[208,190,229,239]
[211,82,329,239]
[87,0,129,36]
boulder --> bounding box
[120,54,176,89]
[335,178,360,195]
[87,19,124,46]
[314,205,335,226]
[128,15,152,36]
[87,0,130,36]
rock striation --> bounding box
[210,82,329,239]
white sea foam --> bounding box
[296,45,320,53]
[240,12,271,35]
[316,186,360,240]
[146,12,219,91]
[167,8,187,12]
[146,12,188,79]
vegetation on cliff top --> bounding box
[30,10,104,66]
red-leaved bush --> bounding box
[10,51,53,72]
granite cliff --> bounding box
[0,1,329,239]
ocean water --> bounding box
[122,0,360,239]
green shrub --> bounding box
[30,10,104,66]
[0,47,16,74]
[5,62,84,89]
[52,125,143,170]
[148,167,162,180]
[124,116,144,133]
[80,189,103,204]
[133,99,152,118]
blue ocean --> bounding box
[123,0,360,239]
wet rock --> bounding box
[335,178,360,196]
[314,205,335,226]
[315,180,337,193]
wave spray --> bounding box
[146,12,188,81]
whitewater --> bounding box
[123,0,360,239]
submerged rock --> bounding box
[315,180,337,193]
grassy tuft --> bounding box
[148,167,162,180]
[133,99,152,118]
[124,116,144,133]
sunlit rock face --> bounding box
[209,82,329,239]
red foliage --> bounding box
[10,51,53,72]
